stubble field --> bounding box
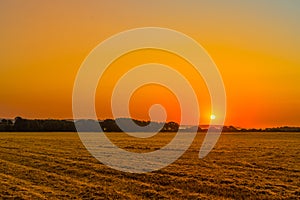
[0,132,299,199]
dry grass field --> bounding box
[0,132,299,199]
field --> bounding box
[0,132,299,199]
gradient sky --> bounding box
[1,1,300,128]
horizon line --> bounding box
[1,116,299,130]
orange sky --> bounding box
[1,1,300,128]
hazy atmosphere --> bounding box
[1,1,300,128]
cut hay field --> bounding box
[0,132,299,199]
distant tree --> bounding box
[162,122,179,132]
[0,119,14,131]
[14,116,25,131]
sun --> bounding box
[210,114,216,120]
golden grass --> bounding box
[0,132,299,199]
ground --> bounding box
[0,132,299,199]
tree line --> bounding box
[1,117,299,132]
[0,117,179,132]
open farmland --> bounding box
[0,132,299,199]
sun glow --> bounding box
[210,114,216,120]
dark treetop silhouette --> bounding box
[0,117,300,132]
[0,117,299,132]
[0,117,179,132]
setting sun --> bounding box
[210,115,216,120]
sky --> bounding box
[1,1,300,128]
